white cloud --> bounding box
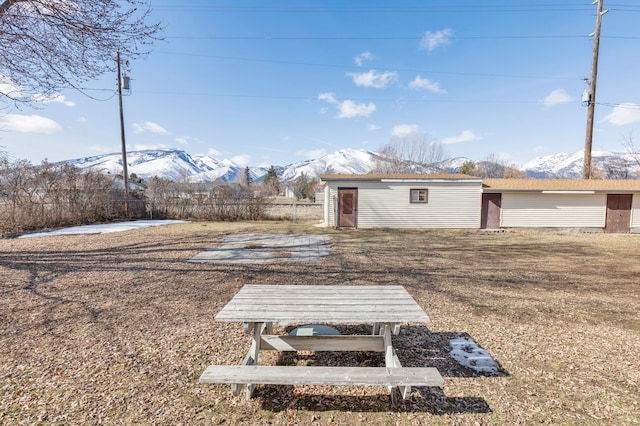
[420,28,453,51]
[89,144,115,154]
[77,116,88,123]
[32,93,75,107]
[0,114,61,134]
[131,121,170,135]
[441,130,482,145]
[131,143,171,151]
[318,92,338,104]
[175,137,189,145]
[337,100,376,118]
[231,154,251,166]
[297,149,327,159]
[319,93,376,119]
[1,74,76,106]
[391,124,420,137]
[346,69,398,88]
[408,76,446,94]
[601,103,640,126]
[207,148,222,157]
[0,74,24,98]
[542,89,572,107]
[354,51,374,66]
[368,124,381,131]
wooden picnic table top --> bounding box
[214,284,430,324]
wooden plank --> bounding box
[216,305,422,313]
[215,285,430,324]
[383,323,408,403]
[219,313,425,323]
[259,335,385,352]
[238,284,409,293]
[199,365,444,387]
[231,322,263,397]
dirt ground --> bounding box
[1,222,639,425]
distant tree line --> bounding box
[457,155,526,178]
[144,178,265,221]
[0,158,137,235]
[0,155,311,235]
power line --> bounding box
[596,102,640,109]
[148,4,600,14]
[166,34,592,41]
[155,50,581,81]
[128,89,542,105]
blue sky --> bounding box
[2,0,640,168]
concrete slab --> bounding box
[188,234,331,264]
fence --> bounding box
[263,203,323,222]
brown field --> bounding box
[1,222,639,425]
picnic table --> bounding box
[199,284,444,404]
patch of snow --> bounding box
[449,336,500,375]
[18,220,188,238]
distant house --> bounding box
[319,174,640,233]
[482,179,640,233]
[111,175,145,191]
[319,174,483,229]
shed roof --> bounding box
[483,178,640,193]
[320,173,481,181]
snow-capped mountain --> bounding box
[60,148,390,183]
[60,147,640,183]
[278,148,383,181]
[188,155,267,183]
[522,150,640,178]
[66,149,203,181]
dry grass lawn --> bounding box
[1,222,639,425]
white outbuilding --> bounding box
[319,174,640,233]
[319,174,483,229]
[482,178,640,233]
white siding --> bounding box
[632,194,640,228]
[501,193,606,228]
[325,180,481,228]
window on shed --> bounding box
[410,189,428,203]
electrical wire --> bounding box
[155,50,582,81]
[166,34,593,41]
[147,4,602,14]
[596,102,640,109]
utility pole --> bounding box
[583,0,607,179]
[117,51,130,216]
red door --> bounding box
[338,188,357,228]
[605,194,632,233]
[481,193,502,229]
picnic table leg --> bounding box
[231,322,264,398]
[383,323,410,404]
[372,322,381,335]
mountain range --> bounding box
[62,148,640,183]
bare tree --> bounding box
[600,157,633,179]
[622,132,640,172]
[372,133,446,174]
[0,0,161,105]
[475,154,526,178]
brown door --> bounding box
[481,193,502,229]
[338,188,357,228]
[605,194,632,233]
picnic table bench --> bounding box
[199,284,444,404]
